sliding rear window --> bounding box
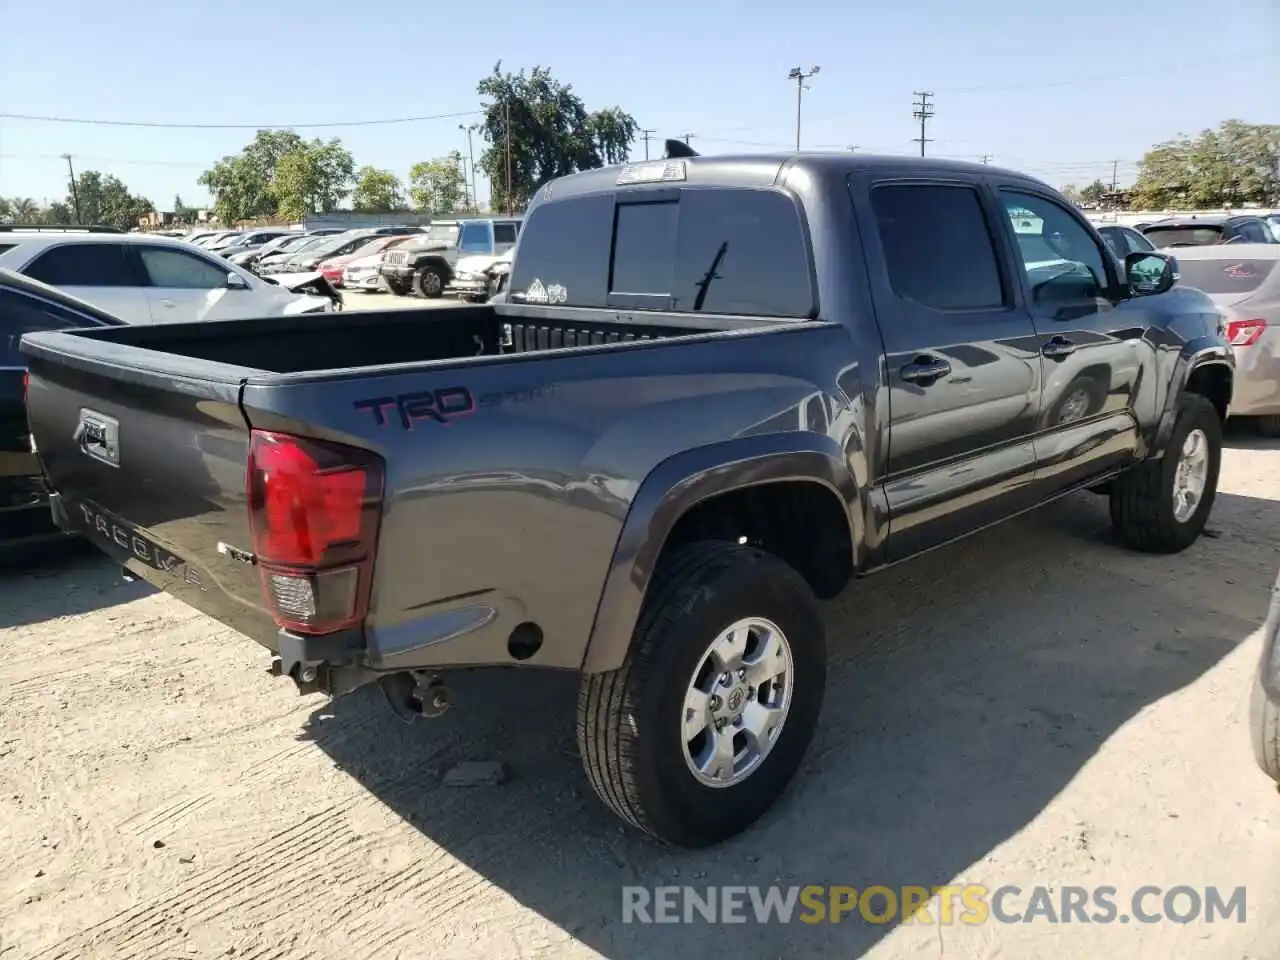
[508,188,815,317]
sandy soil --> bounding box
[1,429,1278,960]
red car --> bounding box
[318,235,413,287]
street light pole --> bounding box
[787,66,820,152]
[459,123,479,211]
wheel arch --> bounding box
[1150,342,1233,457]
[580,434,862,675]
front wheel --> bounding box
[384,278,411,297]
[415,265,447,298]
[1109,393,1222,553]
[576,541,827,847]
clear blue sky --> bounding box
[1,0,1276,210]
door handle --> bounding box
[899,355,953,384]
[1042,336,1076,359]
[156,298,175,308]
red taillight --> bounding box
[1225,318,1267,347]
[246,430,384,635]
[22,371,29,406]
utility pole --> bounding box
[1111,159,1120,191]
[62,154,81,223]
[787,66,820,152]
[639,128,655,160]
[847,144,860,152]
[680,132,696,145]
[504,99,513,215]
[980,153,994,165]
[458,123,479,212]
[911,90,934,157]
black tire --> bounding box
[1252,673,1280,785]
[1256,415,1280,439]
[1109,393,1221,553]
[415,264,447,299]
[384,278,410,297]
[576,541,826,847]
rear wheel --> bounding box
[576,541,826,847]
[1109,393,1221,553]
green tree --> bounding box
[350,166,405,212]
[198,130,353,223]
[41,201,74,225]
[70,172,153,230]
[1,197,42,223]
[273,138,356,221]
[1131,121,1280,209]
[173,194,197,223]
[408,153,467,215]
[475,62,638,212]
[1058,184,1083,205]
[1079,179,1109,205]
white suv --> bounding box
[0,227,333,324]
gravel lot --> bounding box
[2,384,1278,957]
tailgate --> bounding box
[21,330,276,643]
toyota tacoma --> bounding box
[21,146,1234,847]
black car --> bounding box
[1,270,124,548]
[1096,223,1157,258]
[1139,215,1276,248]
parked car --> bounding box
[318,235,413,287]
[270,227,423,275]
[255,235,339,274]
[341,248,396,292]
[1140,215,1277,248]
[0,228,334,323]
[380,217,520,297]
[215,229,294,258]
[183,231,223,246]
[1264,214,1280,242]
[1253,562,1280,790]
[240,232,341,271]
[21,151,1232,847]
[192,230,242,248]
[1,272,125,549]
[1097,223,1157,258]
[445,248,515,302]
[1172,244,1280,436]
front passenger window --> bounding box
[139,247,229,289]
[1001,191,1109,303]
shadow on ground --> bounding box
[1224,418,1280,450]
[299,490,1278,958]
[0,540,155,629]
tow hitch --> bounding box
[378,671,452,721]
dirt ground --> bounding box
[2,423,1278,960]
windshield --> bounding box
[1143,225,1225,248]
[208,234,242,249]
[406,224,459,249]
[257,234,299,254]
[305,233,369,257]
[1177,258,1276,296]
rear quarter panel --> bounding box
[246,320,870,673]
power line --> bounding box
[0,108,483,130]
[639,128,656,160]
[911,91,934,157]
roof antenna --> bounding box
[663,138,700,159]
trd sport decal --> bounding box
[353,383,558,430]
[354,387,476,429]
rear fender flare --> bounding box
[580,434,861,675]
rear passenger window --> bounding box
[508,195,629,309]
[871,184,1005,311]
[24,244,135,287]
[493,223,518,245]
[611,201,678,297]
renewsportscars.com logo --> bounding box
[621,884,1248,926]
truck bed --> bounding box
[54,304,718,375]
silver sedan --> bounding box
[1171,244,1280,436]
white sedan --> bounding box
[0,228,333,324]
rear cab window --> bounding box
[508,188,815,317]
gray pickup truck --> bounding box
[21,150,1234,847]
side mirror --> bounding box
[226,272,250,290]
[1124,252,1176,296]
